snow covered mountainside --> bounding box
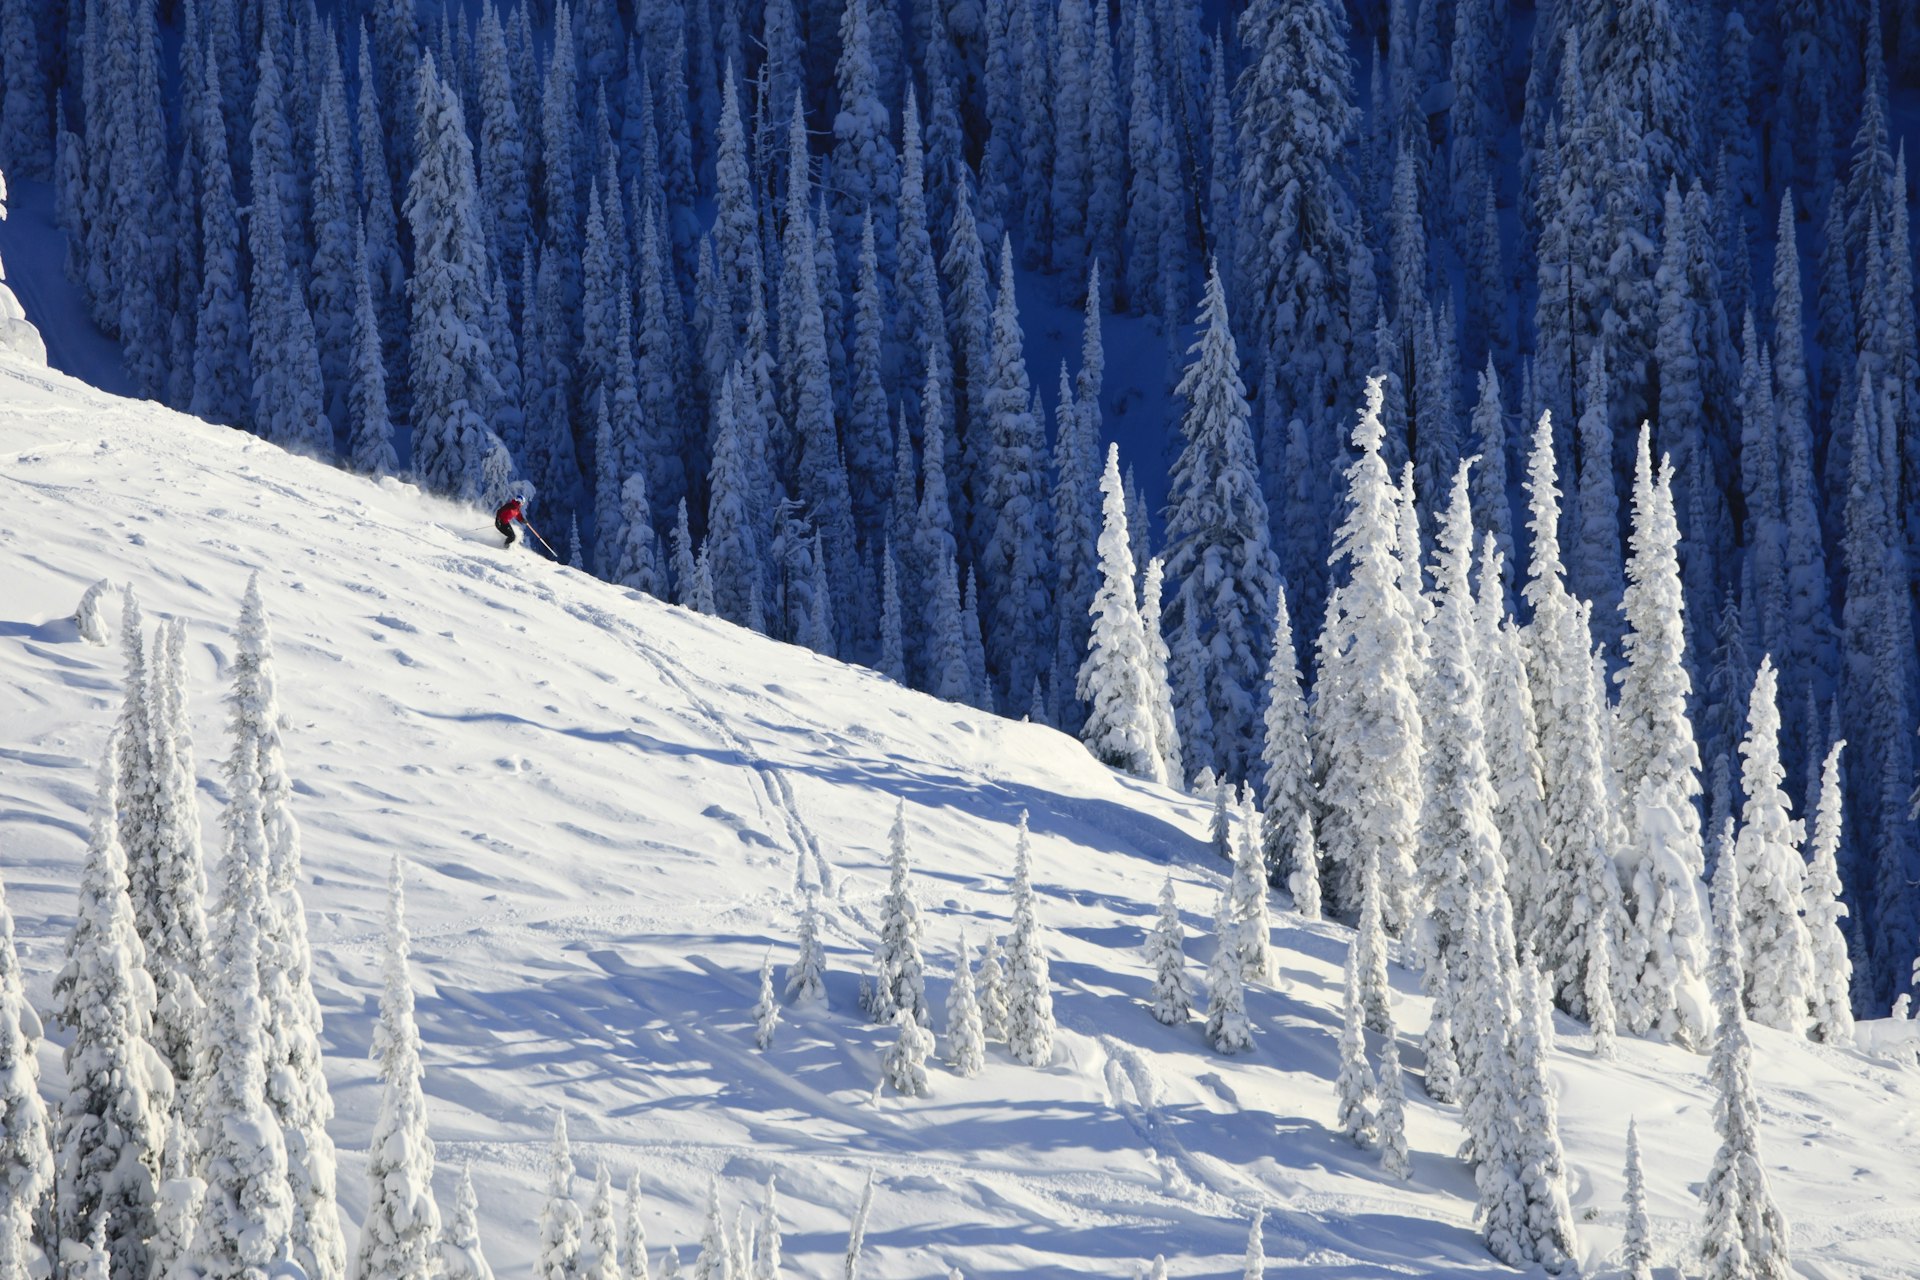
[5,359,1920,1277]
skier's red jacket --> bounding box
[497,499,523,524]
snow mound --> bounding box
[3,361,1919,1276]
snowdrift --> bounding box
[2,356,1918,1277]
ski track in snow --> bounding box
[4,355,1920,1277]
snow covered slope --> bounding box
[3,355,1918,1278]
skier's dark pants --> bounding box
[497,517,517,547]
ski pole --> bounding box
[522,520,560,560]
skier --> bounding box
[495,496,526,547]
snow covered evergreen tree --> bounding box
[225,578,345,1280]
[786,888,828,1006]
[1506,935,1579,1272]
[945,929,986,1077]
[1259,586,1313,885]
[307,54,358,441]
[406,56,510,500]
[1614,428,1709,1047]
[1701,829,1792,1280]
[1288,817,1324,920]
[1146,875,1191,1025]
[704,366,763,627]
[346,221,398,476]
[142,617,209,1097]
[1004,811,1056,1066]
[1334,946,1377,1149]
[879,1008,932,1098]
[867,802,930,1027]
[1164,262,1279,784]
[1139,559,1183,787]
[1229,796,1274,985]
[619,1168,648,1280]
[189,61,248,428]
[188,703,294,1280]
[1078,444,1161,782]
[582,1164,620,1280]
[830,0,898,274]
[1315,377,1422,924]
[977,238,1052,705]
[1052,281,1107,726]
[1352,836,1393,1036]
[1622,1119,1653,1280]
[1240,1206,1264,1280]
[537,1114,584,1280]
[0,870,51,1279]
[1203,890,1254,1053]
[1803,741,1853,1045]
[247,57,329,457]
[1521,411,1621,1021]
[753,950,779,1050]
[977,934,1009,1044]
[610,472,662,596]
[353,854,444,1280]
[1376,1012,1411,1180]
[1732,659,1814,1035]
[1568,345,1620,639]
[0,0,48,180]
[441,1164,496,1280]
[1233,0,1363,439]
[54,739,172,1280]
[1414,463,1501,1098]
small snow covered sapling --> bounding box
[1204,890,1253,1053]
[74,579,111,644]
[1230,793,1274,984]
[147,1131,196,1280]
[844,1171,875,1280]
[693,1177,728,1280]
[786,891,827,1005]
[623,1170,650,1280]
[1146,875,1191,1025]
[731,1203,754,1278]
[1210,778,1233,861]
[1376,1028,1411,1180]
[753,949,779,1050]
[1353,849,1393,1034]
[1242,1206,1265,1279]
[78,1219,108,1280]
[756,1176,781,1280]
[1003,811,1057,1066]
[977,935,1009,1041]
[1701,826,1790,1280]
[1288,815,1323,920]
[583,1163,621,1280]
[878,1008,932,1098]
[867,801,930,1027]
[1622,1120,1653,1280]
[356,854,444,1280]
[537,1114,585,1280]
[944,928,986,1077]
